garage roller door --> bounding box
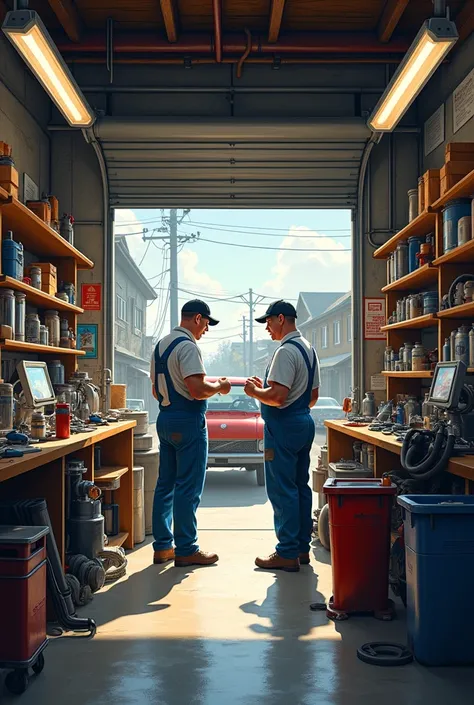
[94,117,370,209]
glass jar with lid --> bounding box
[44,310,60,347]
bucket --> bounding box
[134,433,154,451]
[133,466,145,545]
[120,410,149,435]
[442,199,471,253]
[134,448,160,534]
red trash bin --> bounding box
[324,477,397,620]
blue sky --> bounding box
[114,208,352,357]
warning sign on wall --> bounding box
[81,284,102,311]
[364,298,386,340]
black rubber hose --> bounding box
[408,434,455,481]
[401,427,444,475]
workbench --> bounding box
[0,420,136,563]
[325,419,474,491]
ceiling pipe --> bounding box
[55,31,411,55]
[212,0,222,62]
[67,56,403,65]
[236,28,252,78]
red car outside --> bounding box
[205,377,265,486]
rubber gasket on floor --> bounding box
[357,642,413,666]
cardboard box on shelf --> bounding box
[440,160,474,196]
[29,262,57,297]
[0,164,19,199]
[423,169,440,208]
[445,143,474,161]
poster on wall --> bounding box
[81,283,102,310]
[424,104,445,156]
[363,298,386,340]
[23,173,39,203]
[453,67,474,133]
[77,324,98,359]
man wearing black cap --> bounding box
[244,300,320,572]
[150,299,231,567]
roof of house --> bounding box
[115,239,157,301]
[297,292,346,323]
[299,291,351,328]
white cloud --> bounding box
[114,209,148,263]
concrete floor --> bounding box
[4,457,473,703]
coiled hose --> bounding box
[401,424,455,481]
[98,546,128,582]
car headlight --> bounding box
[258,439,264,452]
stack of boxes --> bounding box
[0,142,19,199]
[440,142,474,196]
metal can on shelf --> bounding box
[395,241,409,279]
[458,215,472,246]
[40,325,49,346]
[31,411,46,439]
[412,342,426,371]
[47,360,65,386]
[403,342,414,370]
[408,236,423,273]
[45,310,60,347]
[30,266,42,290]
[410,293,423,319]
[455,326,470,366]
[0,383,13,432]
[422,291,438,315]
[408,189,418,222]
[384,346,392,371]
[25,312,40,343]
[0,288,15,336]
[14,291,26,342]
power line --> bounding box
[185,219,351,233]
[115,215,351,234]
[187,235,351,252]
[181,222,352,238]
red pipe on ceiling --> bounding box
[212,0,222,63]
[55,31,410,55]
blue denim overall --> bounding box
[152,337,208,557]
[262,339,316,559]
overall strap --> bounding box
[284,339,317,396]
[154,336,192,405]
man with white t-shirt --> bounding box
[150,300,231,568]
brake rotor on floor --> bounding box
[357,642,413,666]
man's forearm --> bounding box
[193,380,223,400]
[252,386,284,407]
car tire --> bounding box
[256,466,265,487]
[318,504,330,550]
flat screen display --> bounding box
[431,365,457,402]
[23,363,55,404]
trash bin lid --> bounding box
[397,495,474,514]
[324,478,396,494]
[0,525,49,543]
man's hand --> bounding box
[248,376,263,389]
[218,378,231,395]
[244,380,257,398]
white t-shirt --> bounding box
[150,327,206,405]
[267,331,320,409]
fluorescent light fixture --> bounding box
[2,9,95,127]
[369,17,458,132]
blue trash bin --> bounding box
[398,495,474,666]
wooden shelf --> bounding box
[0,276,83,314]
[437,301,474,319]
[381,314,437,331]
[433,239,474,266]
[382,263,438,292]
[95,466,129,482]
[107,532,129,548]
[373,211,437,260]
[0,339,86,355]
[381,370,433,378]
[431,169,474,211]
[0,187,93,270]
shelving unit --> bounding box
[0,276,84,313]
[376,162,474,403]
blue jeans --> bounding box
[152,411,208,557]
[264,413,315,559]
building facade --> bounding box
[114,239,158,418]
[297,292,352,403]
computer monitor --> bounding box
[428,361,467,410]
[16,361,56,409]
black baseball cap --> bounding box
[181,299,219,326]
[255,300,298,323]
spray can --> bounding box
[451,329,457,362]
[469,325,474,369]
[396,403,405,425]
[443,337,451,362]
[455,325,470,366]
[60,214,74,245]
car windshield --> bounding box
[207,385,259,412]
[318,398,341,408]
[127,399,144,410]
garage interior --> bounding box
[1,0,474,701]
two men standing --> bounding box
[150,298,320,572]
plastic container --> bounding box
[40,325,49,346]
[398,495,474,665]
[44,310,60,347]
[324,478,396,614]
[458,215,472,245]
[25,313,40,344]
[442,199,471,253]
[0,288,15,336]
[0,383,13,431]
[411,342,425,371]
[408,236,423,273]
[2,231,24,280]
[55,403,71,439]
[14,291,26,342]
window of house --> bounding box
[321,326,328,349]
[311,330,317,347]
[116,294,127,322]
[347,314,352,342]
[334,320,341,345]
[134,306,144,332]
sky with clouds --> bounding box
[114,208,352,361]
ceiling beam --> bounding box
[378,0,410,43]
[47,0,83,43]
[159,0,179,43]
[456,0,474,43]
[268,0,286,43]
[212,0,222,62]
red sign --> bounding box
[364,297,386,340]
[81,284,102,311]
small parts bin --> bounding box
[398,495,474,666]
[0,525,49,694]
[324,478,396,620]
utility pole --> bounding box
[242,316,247,376]
[249,288,254,376]
[169,208,178,329]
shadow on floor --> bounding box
[311,541,331,566]
[201,469,268,508]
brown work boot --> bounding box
[299,553,310,565]
[175,550,219,567]
[153,548,175,564]
[255,552,300,572]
